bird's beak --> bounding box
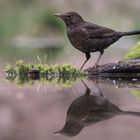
[54,130,61,135]
[54,13,63,18]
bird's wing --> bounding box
[82,22,118,39]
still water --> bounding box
[0,61,140,140]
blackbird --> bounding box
[54,11,140,69]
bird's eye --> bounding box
[67,15,71,19]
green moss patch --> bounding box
[125,41,140,60]
[4,60,87,86]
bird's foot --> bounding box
[80,66,84,70]
[92,64,99,69]
[84,67,92,71]
[84,65,99,71]
[83,64,100,72]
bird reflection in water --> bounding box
[55,80,140,137]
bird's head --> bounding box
[54,11,84,27]
[54,119,84,137]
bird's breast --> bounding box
[67,28,87,52]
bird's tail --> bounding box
[121,110,140,117]
[119,30,140,36]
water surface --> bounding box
[1,63,140,140]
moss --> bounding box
[4,60,87,86]
[15,60,30,75]
[5,75,83,87]
[5,64,17,75]
[125,41,140,60]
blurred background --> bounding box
[0,0,140,68]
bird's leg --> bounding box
[81,80,90,95]
[95,83,104,97]
[80,52,90,69]
[93,50,104,68]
